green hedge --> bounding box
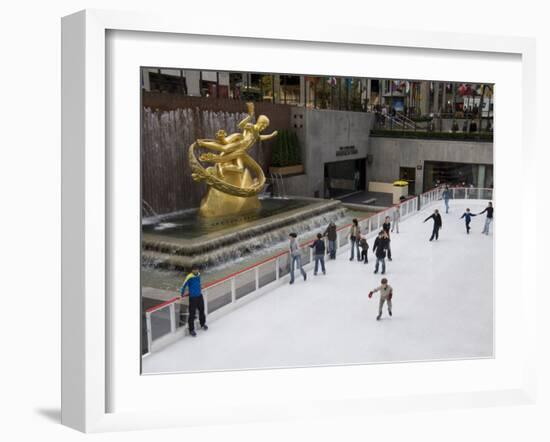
[370,129,493,142]
[271,129,302,167]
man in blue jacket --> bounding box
[180,265,208,337]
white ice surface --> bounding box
[142,200,493,374]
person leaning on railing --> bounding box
[323,221,337,260]
[180,264,208,337]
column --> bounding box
[433,81,440,113]
[420,81,430,115]
[477,165,486,188]
[366,79,372,109]
[273,74,281,103]
[300,75,306,106]
[415,164,424,194]
[184,70,201,96]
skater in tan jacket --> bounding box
[369,278,393,320]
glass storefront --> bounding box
[423,161,493,191]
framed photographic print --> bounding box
[62,9,537,433]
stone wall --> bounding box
[141,93,292,214]
[289,109,375,197]
[366,137,493,193]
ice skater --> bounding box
[309,233,326,275]
[368,277,393,320]
[442,185,451,213]
[288,233,307,284]
[323,221,337,259]
[391,206,400,233]
[372,230,389,274]
[359,235,369,264]
[382,216,393,260]
[180,265,208,337]
[423,209,442,241]
[349,218,361,261]
[460,208,477,234]
[479,202,494,235]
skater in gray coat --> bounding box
[391,206,400,233]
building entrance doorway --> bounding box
[324,158,366,199]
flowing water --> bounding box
[141,206,370,291]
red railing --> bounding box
[202,193,419,291]
[145,296,180,314]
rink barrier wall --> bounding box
[143,187,493,354]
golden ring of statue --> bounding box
[188,142,266,197]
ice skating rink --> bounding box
[142,200,493,374]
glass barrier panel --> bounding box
[258,260,277,288]
[371,215,379,231]
[150,307,172,341]
[235,268,256,299]
[205,280,232,312]
[338,228,348,248]
[454,188,466,199]
[278,253,290,278]
[300,245,311,265]
[481,189,493,200]
[175,301,185,329]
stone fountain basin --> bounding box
[142,198,344,270]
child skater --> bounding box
[460,208,477,234]
[359,234,369,264]
[368,277,393,321]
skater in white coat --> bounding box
[391,206,400,233]
[369,277,393,320]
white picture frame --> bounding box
[61,9,537,433]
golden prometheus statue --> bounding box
[188,102,277,217]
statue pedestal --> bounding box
[198,168,261,217]
[199,189,260,217]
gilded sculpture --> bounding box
[189,102,277,217]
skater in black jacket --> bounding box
[479,202,494,235]
[423,209,442,241]
[372,231,388,274]
[309,233,326,275]
[460,208,477,234]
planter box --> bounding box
[269,164,305,176]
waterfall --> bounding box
[142,206,351,271]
